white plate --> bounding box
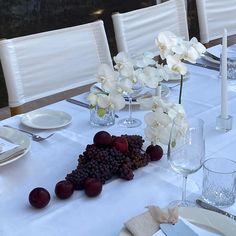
[21,109,72,129]
[0,127,30,166]
[119,207,236,236]
[90,83,170,105]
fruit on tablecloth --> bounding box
[113,136,128,153]
[55,180,74,199]
[146,144,163,161]
[84,178,102,197]
[93,131,112,147]
[29,187,50,209]
[66,132,153,193]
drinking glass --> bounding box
[167,117,205,206]
[202,157,236,207]
[118,81,142,128]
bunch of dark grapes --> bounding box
[122,135,144,152]
[129,149,150,170]
[66,134,151,190]
[66,145,127,189]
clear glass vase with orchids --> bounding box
[87,64,126,126]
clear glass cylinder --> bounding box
[90,106,115,126]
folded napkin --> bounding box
[124,206,178,236]
[0,137,25,163]
[0,146,26,163]
[0,137,19,154]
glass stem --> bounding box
[182,176,187,202]
[128,97,133,120]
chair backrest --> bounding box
[196,0,236,44]
[0,20,112,115]
[112,0,189,56]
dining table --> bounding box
[1,44,236,236]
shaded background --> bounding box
[0,0,199,108]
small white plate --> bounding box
[21,109,72,129]
[119,207,236,236]
[0,127,30,166]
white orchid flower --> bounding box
[113,51,134,66]
[87,93,97,106]
[144,126,159,144]
[180,45,200,64]
[166,55,187,75]
[97,94,110,108]
[117,77,134,94]
[145,124,171,145]
[144,107,172,128]
[102,77,117,94]
[144,108,173,145]
[109,93,126,110]
[139,96,159,110]
[114,52,135,77]
[156,64,172,82]
[189,37,206,56]
[119,63,135,78]
[142,66,163,88]
[97,64,117,83]
[133,68,146,86]
[155,31,177,59]
[134,52,156,68]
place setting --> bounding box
[0,126,31,166]
[0,108,72,165]
[117,116,236,236]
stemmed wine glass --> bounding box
[118,81,143,128]
[167,117,205,206]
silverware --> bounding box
[184,61,220,71]
[196,199,236,221]
[160,219,198,236]
[203,51,220,61]
[3,125,54,142]
[66,98,119,118]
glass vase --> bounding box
[90,106,115,126]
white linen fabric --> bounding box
[0,20,112,108]
[1,45,236,235]
[196,0,236,43]
[112,0,189,56]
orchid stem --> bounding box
[178,74,183,104]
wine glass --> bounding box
[167,117,205,206]
[118,81,142,128]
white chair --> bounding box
[0,20,112,116]
[196,0,236,44]
[112,0,189,56]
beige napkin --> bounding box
[124,206,178,236]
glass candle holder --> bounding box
[90,106,115,126]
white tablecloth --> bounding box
[0,45,236,235]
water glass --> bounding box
[202,158,236,207]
